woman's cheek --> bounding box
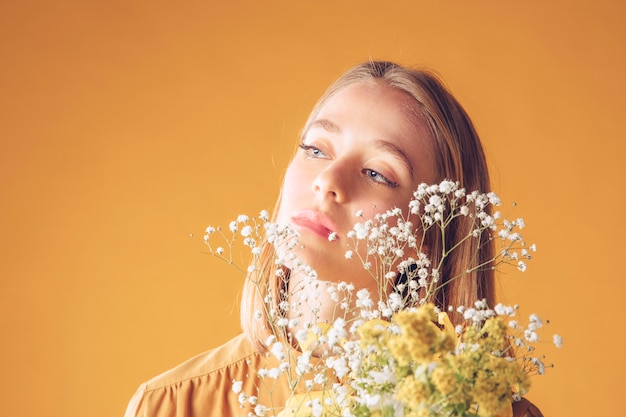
[283,169,308,201]
[277,165,310,220]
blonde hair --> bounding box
[241,61,495,351]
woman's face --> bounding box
[276,81,437,288]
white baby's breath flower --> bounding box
[524,329,539,342]
[531,357,546,375]
[381,306,393,318]
[528,314,543,330]
[326,356,349,379]
[494,303,506,316]
[388,293,403,311]
[254,404,268,416]
[265,335,276,347]
[384,271,397,280]
[356,289,373,309]
[310,399,323,417]
[270,342,286,361]
[553,334,563,348]
[439,179,454,194]
[295,328,308,344]
[232,380,243,393]
[488,192,501,206]
[517,261,527,272]
[313,372,325,386]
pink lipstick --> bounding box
[291,210,338,240]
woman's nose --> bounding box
[312,163,348,203]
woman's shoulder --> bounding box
[124,333,276,417]
[141,332,258,390]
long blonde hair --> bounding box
[241,61,495,351]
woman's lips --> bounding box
[291,210,339,240]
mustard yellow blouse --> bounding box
[124,333,544,417]
[124,333,291,417]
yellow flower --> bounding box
[430,364,456,395]
[357,318,391,349]
[479,317,508,352]
[493,403,514,417]
[395,374,430,408]
[388,304,455,365]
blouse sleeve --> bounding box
[121,334,290,417]
[122,384,145,417]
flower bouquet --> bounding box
[203,180,561,417]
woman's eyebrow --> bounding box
[304,118,342,136]
[375,140,414,180]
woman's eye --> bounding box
[363,168,398,188]
[299,143,328,159]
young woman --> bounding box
[124,61,543,417]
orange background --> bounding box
[1,1,624,416]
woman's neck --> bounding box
[285,271,382,347]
